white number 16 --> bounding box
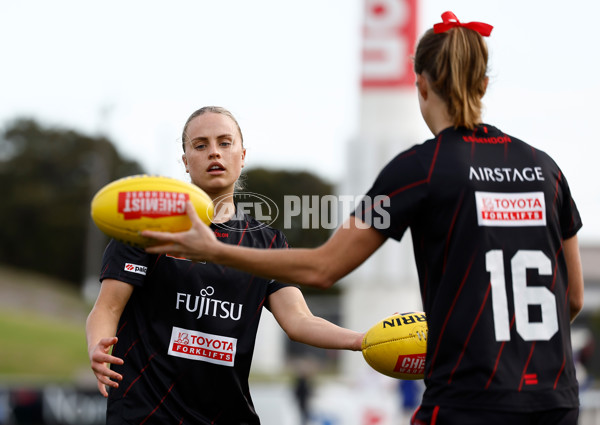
[486,250,558,342]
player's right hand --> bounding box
[143,201,218,262]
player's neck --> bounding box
[211,193,236,223]
[425,102,454,136]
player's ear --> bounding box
[182,154,189,173]
[416,74,428,101]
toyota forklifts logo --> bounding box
[475,191,546,227]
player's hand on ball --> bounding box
[89,337,124,398]
[143,201,217,262]
[362,312,428,379]
[90,175,214,247]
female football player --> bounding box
[86,106,364,424]
[143,13,584,425]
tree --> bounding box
[242,167,335,249]
[0,118,144,285]
[243,168,343,367]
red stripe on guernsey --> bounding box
[431,406,440,424]
[427,136,442,181]
[100,264,110,280]
[246,297,266,328]
[140,381,176,425]
[388,178,429,198]
[238,235,278,322]
[268,234,278,249]
[427,250,476,378]
[442,191,465,273]
[410,406,421,424]
[237,221,249,246]
[211,410,224,424]
[554,353,567,389]
[469,128,479,160]
[518,342,537,391]
[550,244,563,292]
[116,321,128,336]
[564,284,571,314]
[389,135,442,199]
[123,353,156,398]
[123,339,139,358]
[149,255,161,276]
[568,199,577,232]
[399,149,417,159]
[448,283,491,384]
[485,314,516,389]
[417,237,430,306]
[552,171,562,214]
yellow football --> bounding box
[361,311,428,380]
[90,175,214,247]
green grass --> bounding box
[0,308,90,383]
[0,266,93,384]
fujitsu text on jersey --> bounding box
[176,288,243,320]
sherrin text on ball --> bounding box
[361,311,428,379]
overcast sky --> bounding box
[2,0,599,242]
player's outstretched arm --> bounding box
[268,286,364,351]
[86,279,133,397]
[143,202,387,288]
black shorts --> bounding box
[410,405,579,425]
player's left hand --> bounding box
[89,336,123,397]
[142,201,218,261]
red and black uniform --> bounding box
[354,125,582,415]
[100,213,291,425]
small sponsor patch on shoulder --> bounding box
[124,263,148,275]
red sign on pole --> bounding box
[361,0,418,89]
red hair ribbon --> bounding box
[433,11,493,37]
